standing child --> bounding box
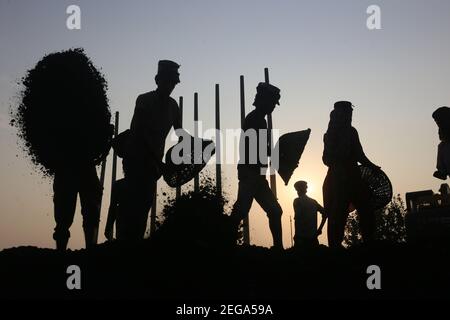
[293,181,326,247]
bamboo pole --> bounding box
[98,152,107,234]
[290,216,294,247]
[264,67,277,197]
[99,159,107,190]
[104,111,119,243]
[110,111,119,201]
[176,96,183,200]
[149,101,157,235]
[240,75,251,245]
[194,92,200,193]
[215,84,222,199]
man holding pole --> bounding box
[119,60,183,241]
[230,82,284,250]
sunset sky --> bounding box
[1,0,450,250]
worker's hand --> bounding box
[316,229,323,237]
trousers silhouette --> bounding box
[53,166,102,250]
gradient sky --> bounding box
[1,0,450,250]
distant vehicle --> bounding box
[405,184,450,243]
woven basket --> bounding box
[359,165,393,210]
[163,136,215,188]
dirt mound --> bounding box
[155,178,239,249]
[1,241,450,300]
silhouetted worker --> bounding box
[322,101,380,248]
[120,60,182,241]
[432,106,450,180]
[53,128,113,251]
[230,82,284,249]
[438,183,450,206]
[439,183,450,196]
[293,181,326,248]
[53,167,101,251]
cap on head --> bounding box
[255,82,281,105]
[157,60,180,83]
[432,106,450,124]
[294,180,307,192]
[334,101,353,113]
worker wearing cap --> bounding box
[119,60,183,240]
[432,106,450,180]
[230,82,284,249]
[293,180,326,248]
[322,101,380,248]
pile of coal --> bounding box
[155,178,239,249]
[11,48,111,176]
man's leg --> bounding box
[118,158,155,241]
[135,180,155,239]
[254,178,283,249]
[327,197,350,248]
[119,178,154,241]
[53,172,78,251]
[323,170,350,248]
[230,179,256,242]
[352,180,375,244]
[79,167,103,249]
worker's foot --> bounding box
[270,243,284,252]
[55,239,68,252]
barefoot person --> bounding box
[322,101,380,248]
[119,60,183,240]
[230,83,283,249]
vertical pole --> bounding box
[110,111,119,199]
[194,92,200,193]
[240,75,251,245]
[290,216,294,248]
[176,96,183,200]
[99,159,107,190]
[150,185,157,236]
[264,67,277,197]
[106,111,119,243]
[215,84,222,199]
[98,155,107,220]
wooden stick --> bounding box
[105,111,119,243]
[290,216,294,247]
[240,75,251,245]
[176,96,183,200]
[99,159,107,190]
[150,186,157,236]
[264,67,277,197]
[194,92,200,193]
[109,111,119,203]
[215,84,222,199]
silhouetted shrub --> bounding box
[344,194,407,247]
[155,175,240,248]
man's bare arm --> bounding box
[317,203,327,235]
[353,128,380,169]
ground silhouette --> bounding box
[1,184,450,299]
